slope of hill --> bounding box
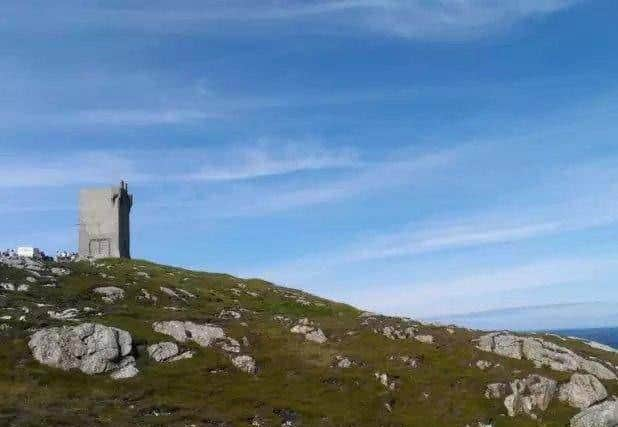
[0,257,616,426]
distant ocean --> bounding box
[548,327,618,349]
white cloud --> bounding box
[1,1,579,40]
[182,140,360,181]
[345,255,618,318]
[0,142,360,189]
[434,302,618,331]
[203,148,457,215]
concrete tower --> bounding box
[78,181,133,259]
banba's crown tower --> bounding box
[78,181,133,259]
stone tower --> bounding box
[78,181,133,259]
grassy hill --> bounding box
[0,257,616,426]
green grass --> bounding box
[0,258,615,426]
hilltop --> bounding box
[0,256,616,426]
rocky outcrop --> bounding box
[558,374,608,409]
[570,400,618,427]
[374,325,415,340]
[477,332,616,380]
[414,334,434,344]
[152,320,254,373]
[93,286,125,303]
[503,375,557,418]
[28,323,137,379]
[153,320,225,347]
[290,318,328,344]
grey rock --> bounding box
[504,374,557,417]
[152,321,226,348]
[147,342,179,362]
[570,400,618,427]
[48,308,79,320]
[305,328,328,344]
[290,319,328,344]
[160,286,180,298]
[93,286,125,303]
[175,288,196,298]
[232,354,257,374]
[415,334,434,344]
[168,351,194,362]
[559,374,608,409]
[477,332,617,380]
[374,371,397,390]
[139,288,158,303]
[485,383,507,399]
[476,360,493,370]
[0,282,15,291]
[110,364,139,379]
[28,323,135,377]
[50,267,70,276]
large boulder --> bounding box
[28,323,136,378]
[504,374,557,418]
[559,374,608,409]
[570,400,618,427]
[477,332,616,380]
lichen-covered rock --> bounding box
[93,286,125,303]
[147,342,179,362]
[28,323,136,378]
[290,318,328,344]
[50,267,70,276]
[476,360,492,370]
[110,364,139,379]
[485,382,507,399]
[232,355,257,374]
[477,332,617,380]
[305,329,328,344]
[415,334,434,344]
[570,400,618,427]
[374,372,397,390]
[153,321,225,347]
[504,374,556,418]
[558,374,608,409]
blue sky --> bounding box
[1,0,617,330]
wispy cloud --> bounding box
[182,140,360,181]
[188,148,458,216]
[434,302,618,331]
[345,255,618,318]
[0,1,580,40]
[0,141,360,189]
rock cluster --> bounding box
[558,373,608,409]
[290,318,328,344]
[93,286,125,303]
[152,320,256,373]
[374,371,398,390]
[375,325,415,340]
[570,400,618,427]
[477,332,616,380]
[503,375,557,418]
[28,323,137,379]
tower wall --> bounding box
[78,182,132,259]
